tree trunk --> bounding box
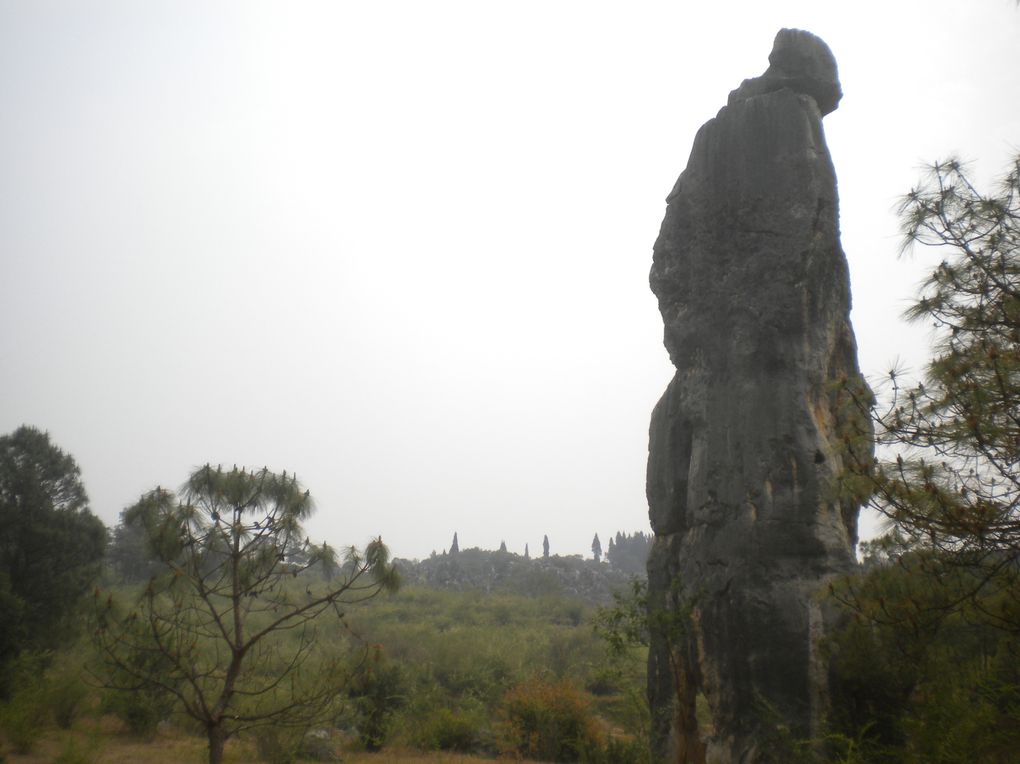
[207,722,227,764]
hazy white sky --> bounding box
[2,1,1018,560]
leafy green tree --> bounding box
[543,534,550,559]
[93,464,398,764]
[593,579,650,658]
[591,534,602,563]
[0,426,106,696]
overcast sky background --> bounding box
[2,1,1019,560]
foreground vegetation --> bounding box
[817,156,1020,763]
[0,580,649,763]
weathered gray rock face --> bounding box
[646,29,870,763]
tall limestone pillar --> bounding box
[646,29,872,763]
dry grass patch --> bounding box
[1,727,543,764]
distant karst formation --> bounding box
[645,29,872,763]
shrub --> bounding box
[585,666,618,696]
[46,663,89,729]
[0,652,50,752]
[53,733,102,764]
[499,678,603,762]
[414,705,486,752]
[0,688,46,754]
[298,728,337,761]
[253,727,302,764]
[347,658,406,751]
[100,686,173,737]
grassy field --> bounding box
[1,726,545,764]
[0,719,550,763]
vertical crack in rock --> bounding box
[646,29,873,763]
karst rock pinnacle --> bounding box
[646,29,872,763]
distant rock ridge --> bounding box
[394,548,643,605]
[646,29,871,763]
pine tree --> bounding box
[842,156,1020,629]
[450,532,459,555]
[94,464,398,764]
[0,426,106,696]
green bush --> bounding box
[253,726,301,764]
[826,553,1020,763]
[0,684,47,753]
[414,705,486,752]
[499,678,604,762]
[347,658,406,751]
[47,668,88,729]
[100,686,173,737]
[585,666,618,696]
